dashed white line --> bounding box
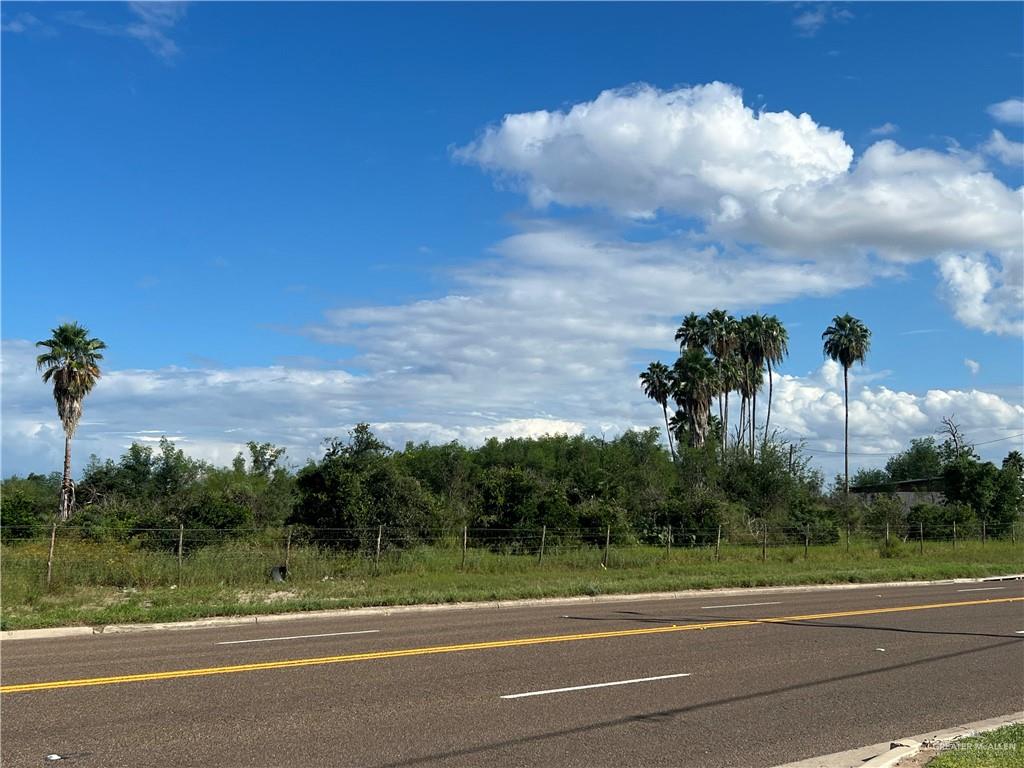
[956,587,1006,593]
[215,630,380,645]
[701,601,783,609]
[501,673,690,699]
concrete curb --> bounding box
[773,711,1024,768]
[2,574,1020,642]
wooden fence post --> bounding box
[919,522,924,555]
[602,525,611,568]
[885,521,890,545]
[538,524,546,565]
[666,524,672,557]
[177,523,184,581]
[461,525,468,569]
[715,525,722,562]
[846,522,851,555]
[982,520,987,546]
[804,525,809,560]
[953,520,957,550]
[285,526,293,572]
[46,522,57,588]
[761,524,767,562]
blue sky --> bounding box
[3,2,1023,477]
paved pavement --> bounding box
[2,581,1022,767]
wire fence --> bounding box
[1,519,1021,591]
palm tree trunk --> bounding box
[60,433,73,521]
[662,404,677,462]
[750,391,757,454]
[723,392,729,452]
[765,360,774,439]
[843,365,850,496]
[738,396,746,449]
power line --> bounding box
[798,432,1024,457]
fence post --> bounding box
[177,523,184,581]
[538,524,546,565]
[666,524,672,557]
[846,522,851,555]
[953,520,957,550]
[285,526,293,572]
[761,524,767,562]
[885,521,890,545]
[919,522,924,555]
[715,525,722,562]
[46,521,57,588]
[602,525,611,568]
[1013,522,1017,546]
[373,524,383,575]
[461,525,468,569]
[804,525,809,560]
[982,520,987,546]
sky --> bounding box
[2,1,1023,482]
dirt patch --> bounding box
[235,589,301,605]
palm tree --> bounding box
[672,349,718,448]
[704,309,736,452]
[738,314,767,453]
[36,323,107,520]
[674,312,709,352]
[762,315,789,438]
[822,314,871,495]
[719,352,743,451]
[639,361,677,461]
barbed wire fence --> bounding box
[2,518,1021,592]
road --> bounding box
[2,580,1023,767]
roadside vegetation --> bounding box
[3,312,1021,629]
[926,724,1024,768]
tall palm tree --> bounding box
[672,349,718,448]
[762,315,789,438]
[738,314,767,453]
[822,314,871,495]
[704,309,736,452]
[36,323,107,520]
[719,352,743,451]
[674,312,709,352]
[639,361,677,461]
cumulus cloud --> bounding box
[964,358,980,375]
[868,122,899,136]
[5,341,1021,482]
[987,98,1024,126]
[456,83,1024,335]
[937,252,1023,336]
[981,129,1024,167]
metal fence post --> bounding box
[602,525,611,568]
[804,525,809,560]
[373,524,383,575]
[982,520,987,546]
[538,524,546,565]
[461,525,468,569]
[919,522,924,555]
[46,521,57,588]
[761,524,767,562]
[666,524,672,557]
[285,526,293,573]
[715,525,722,562]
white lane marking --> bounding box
[1015,631,1024,634]
[701,601,782,609]
[215,630,380,645]
[956,587,1005,592]
[501,673,690,700]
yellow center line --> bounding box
[3,596,1021,695]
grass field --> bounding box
[927,724,1024,768]
[2,537,1021,630]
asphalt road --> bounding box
[2,580,1023,768]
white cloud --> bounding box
[964,358,980,375]
[937,252,1023,336]
[457,83,1024,335]
[981,129,1024,167]
[1,12,53,35]
[792,5,854,37]
[58,2,185,60]
[6,341,1021,483]
[869,122,899,136]
[987,98,1024,126]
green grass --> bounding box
[2,537,1021,630]
[928,724,1024,768]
